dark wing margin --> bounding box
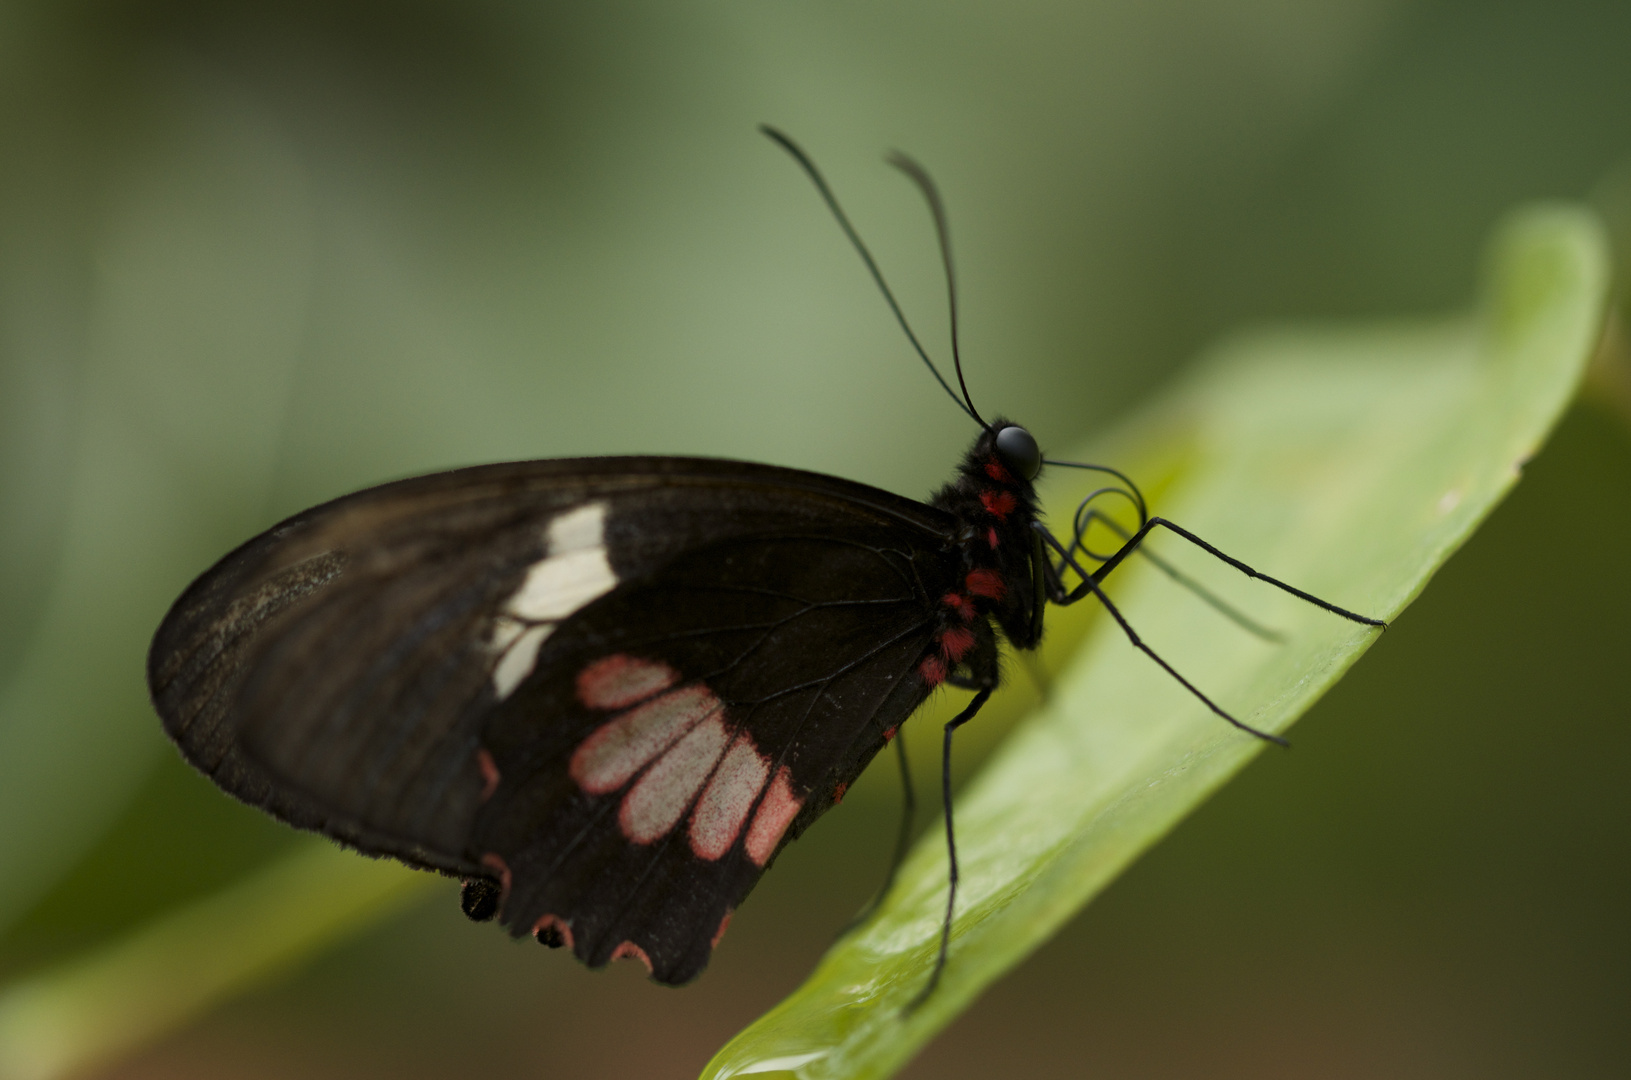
[148,456,955,888]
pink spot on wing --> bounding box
[619,715,729,843]
[712,909,734,948]
[571,685,720,795]
[745,767,802,866]
[689,734,770,860]
[533,913,574,950]
[966,568,1006,599]
[919,655,948,685]
[576,654,680,710]
[480,852,512,911]
[611,940,653,972]
[477,748,501,802]
[938,625,976,663]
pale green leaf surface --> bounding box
[701,204,1610,1080]
[0,842,429,1080]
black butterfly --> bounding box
[147,127,1383,999]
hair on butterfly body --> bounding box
[147,127,1384,1005]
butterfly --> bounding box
[146,126,1384,1000]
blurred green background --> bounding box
[1,0,1628,1076]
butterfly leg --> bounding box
[1083,518,1386,629]
[1034,524,1289,746]
[906,682,995,1012]
[840,735,917,938]
[1066,512,1286,641]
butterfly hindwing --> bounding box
[148,457,958,972]
[475,527,952,982]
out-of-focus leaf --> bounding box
[0,841,429,1080]
[1586,160,1631,428]
[0,78,314,936]
[0,756,304,978]
[701,204,1610,1079]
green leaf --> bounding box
[0,841,430,1080]
[700,203,1611,1080]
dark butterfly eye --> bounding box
[994,425,1041,480]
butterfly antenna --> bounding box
[886,150,985,428]
[760,125,980,426]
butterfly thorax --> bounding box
[921,419,1043,688]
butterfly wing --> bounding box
[149,456,958,977]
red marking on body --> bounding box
[966,568,1006,600]
[712,909,734,948]
[477,748,501,801]
[532,913,574,950]
[942,593,976,621]
[984,461,1012,484]
[689,733,770,860]
[745,767,802,866]
[619,715,729,843]
[832,781,848,804]
[480,852,512,912]
[576,654,679,711]
[987,526,1000,549]
[980,489,1018,519]
[883,725,898,742]
[919,655,948,685]
[571,684,720,795]
[611,940,653,973]
[938,625,976,663]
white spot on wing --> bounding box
[546,502,606,554]
[506,503,615,621]
[487,501,618,700]
[489,616,526,653]
[492,624,553,699]
[505,547,616,621]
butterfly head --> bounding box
[968,418,1042,487]
[993,424,1041,481]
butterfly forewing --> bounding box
[148,456,957,979]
